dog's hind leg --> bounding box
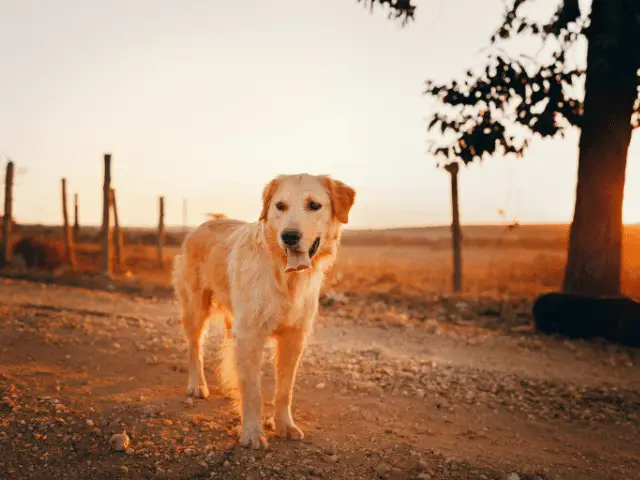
[181,288,213,398]
[216,313,239,401]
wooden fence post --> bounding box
[157,196,165,268]
[110,188,124,268]
[101,154,112,275]
[61,178,76,268]
[73,193,80,238]
[1,161,14,266]
[445,162,462,293]
[182,198,188,234]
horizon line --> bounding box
[10,220,640,231]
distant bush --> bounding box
[12,236,66,270]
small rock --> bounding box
[109,431,130,451]
[142,405,158,418]
[504,474,520,480]
[321,291,349,306]
[390,467,403,479]
[315,383,326,390]
[375,462,392,477]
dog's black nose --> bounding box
[281,230,302,246]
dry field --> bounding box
[0,224,639,479]
[7,223,640,300]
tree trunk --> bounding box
[563,0,640,296]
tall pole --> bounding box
[1,161,14,266]
[157,196,165,268]
[445,162,462,293]
[110,188,124,268]
[61,178,76,268]
[73,193,80,238]
[182,198,188,233]
[101,154,112,275]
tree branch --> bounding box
[356,0,416,26]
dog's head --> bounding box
[259,174,355,273]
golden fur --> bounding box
[172,174,355,448]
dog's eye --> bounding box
[275,201,287,212]
[308,201,322,211]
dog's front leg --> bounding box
[235,332,268,449]
[273,328,307,440]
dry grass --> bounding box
[3,224,640,300]
[327,245,567,299]
[331,224,640,300]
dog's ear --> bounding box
[259,178,280,222]
[323,177,356,224]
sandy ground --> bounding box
[1,278,639,480]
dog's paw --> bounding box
[186,383,209,399]
[263,417,276,431]
[240,429,268,449]
[275,420,304,440]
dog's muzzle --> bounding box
[284,237,321,273]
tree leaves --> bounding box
[422,0,638,166]
[356,0,416,26]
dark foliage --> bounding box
[533,292,640,347]
[12,237,66,271]
[425,0,640,165]
[357,0,416,25]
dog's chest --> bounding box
[276,273,323,329]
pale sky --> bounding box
[1,0,638,228]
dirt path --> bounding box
[0,278,639,480]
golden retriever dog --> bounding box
[172,174,355,448]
